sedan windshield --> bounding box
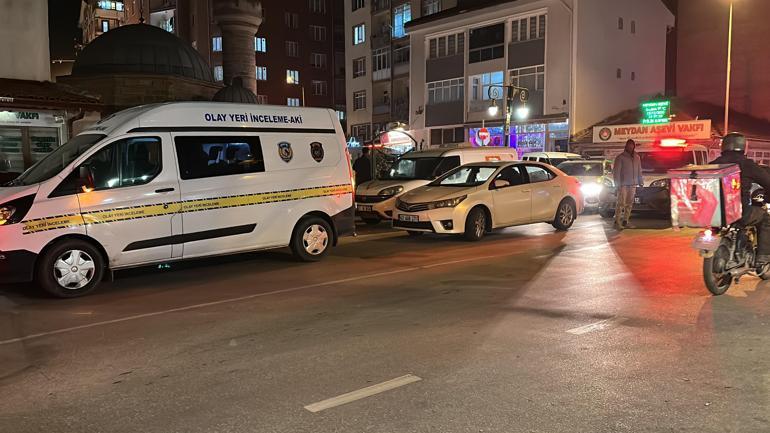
[387,157,444,180]
[432,166,498,187]
[7,134,105,186]
[638,150,695,173]
[558,162,603,176]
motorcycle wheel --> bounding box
[757,263,770,280]
[703,245,733,296]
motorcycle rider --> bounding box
[710,132,770,263]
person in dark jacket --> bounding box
[711,132,770,263]
[613,139,644,230]
[353,146,372,185]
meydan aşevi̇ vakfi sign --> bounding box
[593,119,712,143]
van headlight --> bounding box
[428,195,467,209]
[0,205,16,225]
[378,185,404,197]
[650,178,670,188]
[580,182,603,197]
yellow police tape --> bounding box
[22,184,353,235]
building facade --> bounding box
[344,0,457,144]
[406,0,673,153]
[79,0,344,114]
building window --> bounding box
[430,127,465,146]
[353,24,366,45]
[468,23,504,63]
[286,41,299,57]
[256,66,267,81]
[392,3,412,38]
[310,25,327,42]
[394,46,410,65]
[511,14,546,43]
[312,80,328,96]
[98,1,123,11]
[311,53,327,69]
[422,0,441,16]
[285,12,299,29]
[256,94,268,104]
[352,0,365,12]
[428,33,464,59]
[469,71,503,101]
[214,65,223,82]
[101,20,109,33]
[212,36,222,52]
[175,136,265,180]
[336,110,345,121]
[255,37,267,52]
[372,48,390,72]
[286,69,299,84]
[616,68,622,79]
[309,0,326,14]
[353,90,367,110]
[427,78,464,105]
[618,17,624,30]
[631,20,636,34]
[631,71,636,81]
[510,65,544,92]
[353,57,366,78]
[287,98,301,107]
[351,123,372,141]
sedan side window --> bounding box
[525,165,554,183]
[493,166,526,187]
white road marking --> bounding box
[566,316,627,335]
[304,374,422,413]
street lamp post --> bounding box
[724,0,735,133]
[486,85,529,147]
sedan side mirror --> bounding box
[492,179,510,189]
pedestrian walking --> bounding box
[613,139,643,230]
[353,146,372,185]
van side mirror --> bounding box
[492,179,510,189]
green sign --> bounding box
[640,100,671,124]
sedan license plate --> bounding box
[399,214,419,222]
[357,205,373,212]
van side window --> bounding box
[433,156,461,177]
[175,136,265,180]
[53,137,162,195]
[525,165,554,183]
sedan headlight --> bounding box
[580,182,603,197]
[428,195,467,209]
[378,185,404,197]
[0,205,16,225]
[650,178,670,188]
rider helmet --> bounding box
[721,132,747,153]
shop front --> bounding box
[0,109,67,182]
[467,119,570,155]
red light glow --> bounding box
[660,138,687,148]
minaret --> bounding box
[212,0,263,94]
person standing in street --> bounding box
[613,139,643,230]
[353,146,372,186]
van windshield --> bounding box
[638,150,695,173]
[6,134,106,186]
[387,157,444,180]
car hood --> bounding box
[0,184,40,204]
[400,185,473,203]
[356,179,431,195]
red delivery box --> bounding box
[668,164,742,228]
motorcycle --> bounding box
[693,187,770,295]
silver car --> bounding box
[556,160,613,212]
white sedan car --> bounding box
[392,161,583,241]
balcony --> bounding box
[371,31,391,50]
[393,46,409,76]
[373,68,391,81]
[373,101,391,115]
[372,0,390,14]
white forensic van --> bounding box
[0,102,354,297]
[355,147,518,223]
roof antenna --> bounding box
[139,1,145,23]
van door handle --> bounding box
[155,188,175,193]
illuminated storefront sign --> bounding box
[593,120,712,143]
[640,100,671,125]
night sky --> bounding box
[48,0,82,60]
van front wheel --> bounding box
[291,217,333,262]
[36,239,105,298]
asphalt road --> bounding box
[1,215,770,433]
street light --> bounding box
[486,85,529,147]
[286,74,305,107]
[724,0,736,133]
[487,99,499,117]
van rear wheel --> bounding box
[291,217,333,262]
[36,239,105,298]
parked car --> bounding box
[598,142,709,218]
[392,161,583,240]
[521,152,584,167]
[355,147,518,224]
[557,159,613,212]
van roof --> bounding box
[523,152,582,158]
[79,102,338,136]
[403,147,518,158]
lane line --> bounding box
[566,316,627,335]
[304,374,422,413]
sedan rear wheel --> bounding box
[552,199,577,231]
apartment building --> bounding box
[344,0,457,144]
[407,0,674,153]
